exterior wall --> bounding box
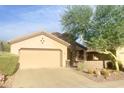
[10,34,68,67]
[83,61,103,69]
[116,47,124,65]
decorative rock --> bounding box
[0,74,5,87]
[83,68,88,73]
[0,74,5,81]
[94,69,101,77]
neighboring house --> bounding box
[116,47,124,65]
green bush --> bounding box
[0,52,19,76]
[77,62,84,71]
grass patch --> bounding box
[0,52,19,76]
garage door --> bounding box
[19,48,62,69]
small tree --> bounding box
[86,6,124,71]
[61,6,93,66]
[61,5,93,42]
[61,5,124,71]
[0,41,10,52]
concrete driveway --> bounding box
[11,68,124,88]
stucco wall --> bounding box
[83,61,104,69]
[10,34,68,67]
[116,47,124,65]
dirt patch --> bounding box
[0,75,15,88]
[82,70,124,82]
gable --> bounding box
[13,34,63,49]
[9,31,70,47]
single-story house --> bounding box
[9,31,124,69]
[9,31,70,69]
[9,31,87,69]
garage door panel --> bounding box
[19,49,61,69]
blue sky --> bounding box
[0,5,65,41]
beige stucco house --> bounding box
[9,31,124,70]
[9,31,70,69]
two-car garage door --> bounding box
[19,49,62,69]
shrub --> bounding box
[3,42,10,52]
[77,62,84,71]
[0,41,10,52]
[93,68,101,77]
[0,52,19,76]
[101,69,110,79]
[87,68,94,74]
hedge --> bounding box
[0,52,19,76]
